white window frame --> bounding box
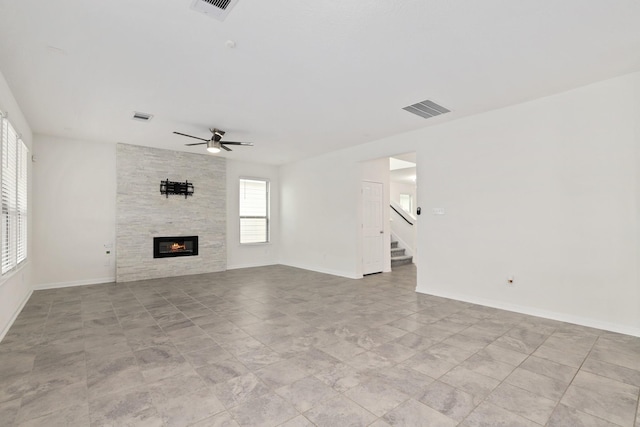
[239,177,270,244]
[1,111,28,276]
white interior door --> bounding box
[362,181,384,275]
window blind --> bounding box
[16,139,27,264]
[239,178,269,244]
[1,112,28,274]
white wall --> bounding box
[390,181,416,214]
[226,159,280,269]
[279,72,640,336]
[0,71,33,339]
[32,135,116,288]
[414,73,640,336]
[280,153,362,278]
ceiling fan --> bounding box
[173,128,253,153]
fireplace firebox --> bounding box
[153,236,199,258]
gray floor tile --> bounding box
[461,402,540,427]
[519,355,578,383]
[235,346,284,371]
[373,364,435,397]
[505,367,569,401]
[486,382,557,425]
[196,358,251,386]
[2,265,639,427]
[275,375,338,412]
[0,373,30,404]
[305,395,377,427]
[532,343,588,367]
[212,372,271,409]
[16,381,87,424]
[582,355,640,387]
[124,325,172,351]
[16,403,89,427]
[88,386,163,427]
[183,344,233,368]
[417,380,476,422]
[0,398,20,426]
[134,344,195,382]
[228,392,298,427]
[146,373,225,427]
[493,327,548,354]
[189,411,241,427]
[383,398,457,427]
[561,371,639,426]
[459,353,516,381]
[87,353,144,399]
[313,362,367,393]
[278,415,314,426]
[439,366,500,403]
[477,342,528,366]
[344,378,409,417]
[254,359,309,388]
[547,403,620,427]
[372,341,417,363]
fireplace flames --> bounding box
[170,242,187,252]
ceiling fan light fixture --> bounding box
[206,141,221,153]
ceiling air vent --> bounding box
[402,99,450,119]
[132,112,153,122]
[190,0,239,21]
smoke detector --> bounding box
[190,0,240,21]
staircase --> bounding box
[391,240,413,268]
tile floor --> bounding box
[1,264,639,426]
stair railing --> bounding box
[390,204,413,225]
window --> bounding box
[239,178,269,244]
[399,193,412,214]
[1,112,28,275]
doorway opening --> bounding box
[389,153,417,270]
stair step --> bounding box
[391,255,413,267]
[391,248,405,257]
[391,241,399,249]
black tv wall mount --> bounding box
[160,179,194,198]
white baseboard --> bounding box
[0,288,33,342]
[227,262,277,270]
[279,262,361,280]
[33,277,116,291]
[417,286,640,338]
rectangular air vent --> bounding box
[132,112,153,122]
[402,99,450,119]
[190,0,239,21]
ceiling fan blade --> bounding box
[220,144,232,152]
[173,131,209,142]
[220,141,253,146]
[184,142,208,146]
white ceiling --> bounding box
[1,1,640,165]
[390,167,417,185]
[390,156,416,185]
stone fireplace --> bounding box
[116,144,226,282]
